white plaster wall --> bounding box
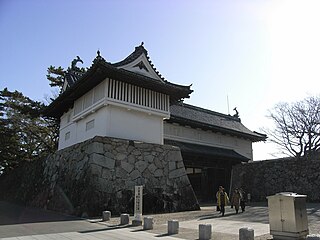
[106,105,163,144]
[163,122,253,160]
[75,107,108,144]
[59,109,76,150]
[58,103,164,150]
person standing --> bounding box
[239,188,246,212]
[231,188,241,214]
[216,186,229,216]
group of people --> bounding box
[216,186,246,216]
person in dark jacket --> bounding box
[231,188,241,214]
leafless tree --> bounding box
[264,96,320,160]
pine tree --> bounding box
[0,88,59,173]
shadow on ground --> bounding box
[0,201,79,225]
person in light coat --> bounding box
[216,186,229,216]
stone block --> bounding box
[116,153,127,161]
[90,164,102,177]
[130,169,141,180]
[135,160,148,172]
[199,224,212,240]
[147,163,157,174]
[144,154,154,163]
[132,219,142,226]
[306,235,320,240]
[121,161,134,173]
[168,220,179,234]
[169,161,176,171]
[120,213,130,225]
[154,169,164,177]
[102,211,111,221]
[169,168,186,179]
[143,217,154,230]
[166,150,182,162]
[91,153,115,169]
[86,142,104,154]
[239,227,254,240]
[101,168,112,179]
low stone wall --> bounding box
[231,158,320,202]
[44,136,199,216]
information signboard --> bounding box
[134,185,143,220]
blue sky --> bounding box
[1,0,319,160]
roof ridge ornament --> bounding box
[233,107,240,118]
[93,49,106,63]
[71,56,83,70]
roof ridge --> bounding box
[177,103,241,122]
[112,43,167,81]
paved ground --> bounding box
[0,201,319,239]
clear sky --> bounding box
[1,0,319,160]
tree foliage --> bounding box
[264,96,320,159]
[0,88,59,172]
[46,65,66,88]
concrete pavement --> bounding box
[1,201,319,240]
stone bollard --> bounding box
[120,213,130,225]
[143,217,154,230]
[168,220,179,234]
[239,227,254,240]
[102,211,111,221]
[199,224,212,240]
[306,235,320,240]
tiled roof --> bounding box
[167,103,266,142]
[44,50,192,118]
[165,139,249,162]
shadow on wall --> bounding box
[231,158,320,202]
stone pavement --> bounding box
[1,201,320,240]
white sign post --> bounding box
[134,185,143,221]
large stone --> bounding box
[116,168,128,179]
[121,161,134,173]
[154,169,164,177]
[148,163,157,174]
[85,142,104,154]
[154,157,164,169]
[169,161,176,171]
[101,168,113,179]
[91,164,102,177]
[128,155,136,164]
[144,154,154,163]
[130,169,141,180]
[135,161,148,172]
[166,150,182,162]
[116,153,127,161]
[169,168,186,179]
[91,153,115,169]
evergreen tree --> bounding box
[46,65,66,88]
[0,88,59,173]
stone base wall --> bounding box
[231,158,320,202]
[44,136,199,216]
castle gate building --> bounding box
[45,43,266,203]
